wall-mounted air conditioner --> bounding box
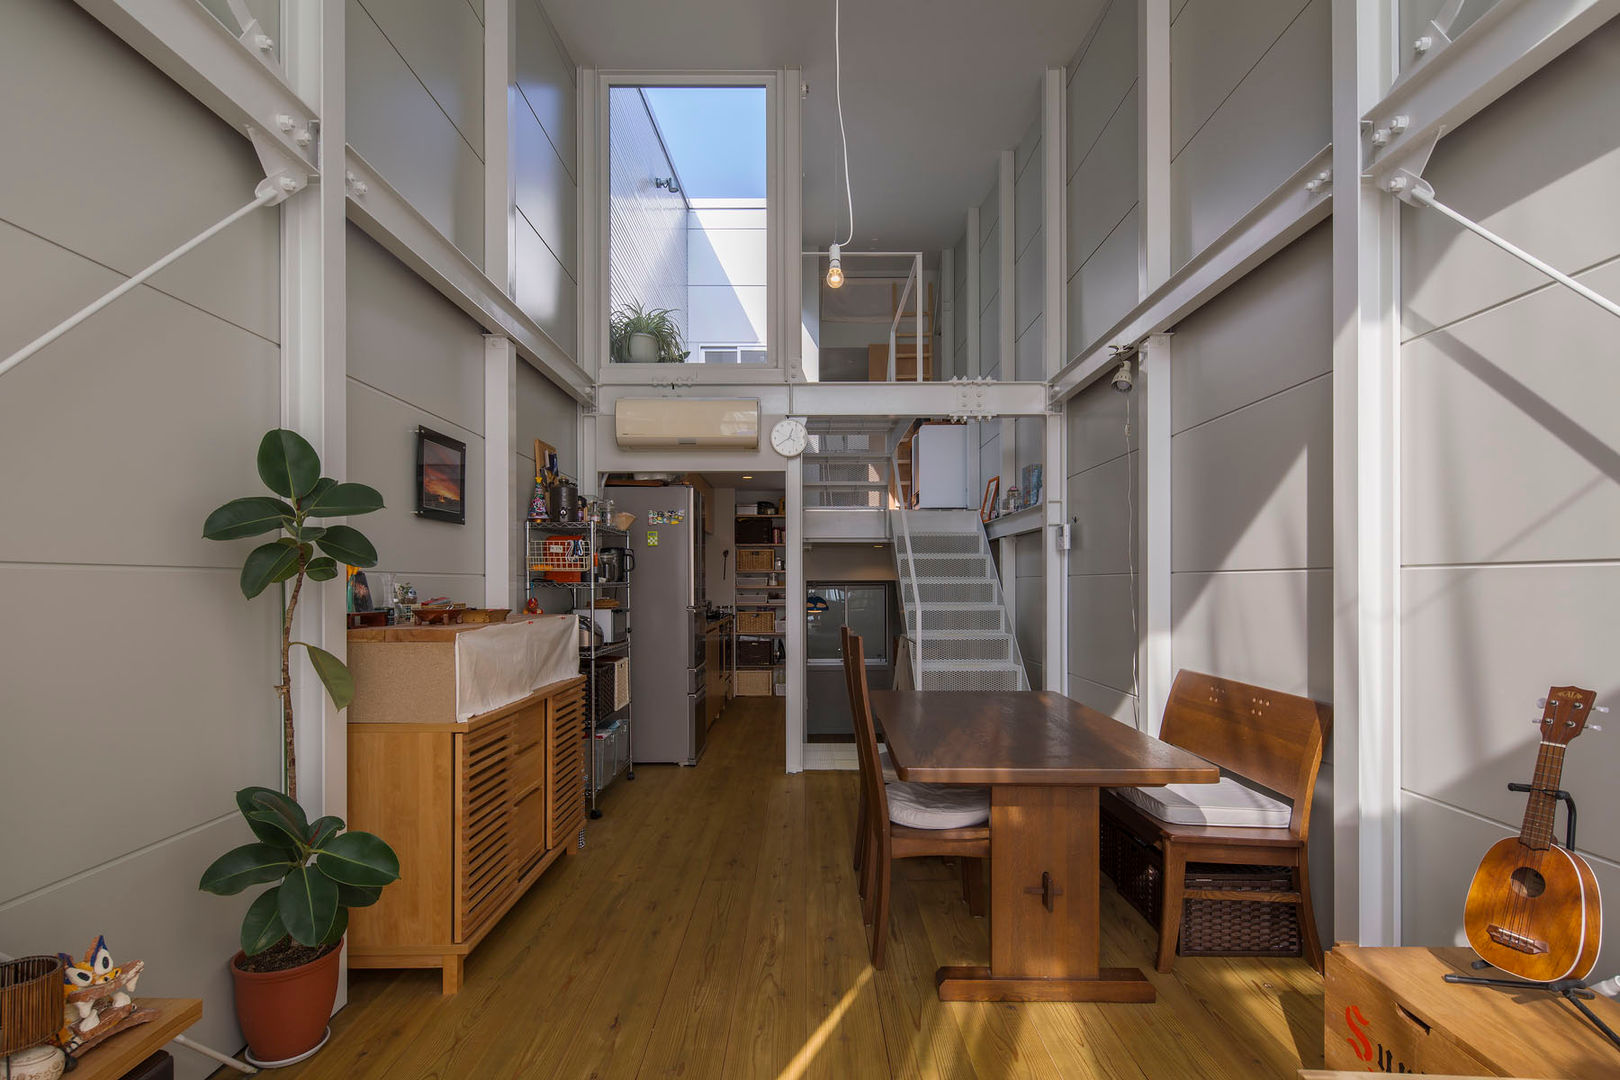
[614,398,761,449]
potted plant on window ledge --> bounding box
[609,301,689,363]
[197,429,400,1068]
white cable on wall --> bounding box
[1123,380,1142,730]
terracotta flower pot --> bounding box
[229,943,341,1066]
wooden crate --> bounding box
[1324,946,1620,1077]
[736,669,775,696]
[736,547,777,572]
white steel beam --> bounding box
[785,453,805,773]
[71,0,318,177]
[941,246,956,378]
[343,150,593,402]
[278,12,345,1022]
[485,0,517,294]
[1138,0,1172,293]
[484,337,517,608]
[1050,146,1332,402]
[781,68,805,381]
[1364,0,1620,184]
[789,380,1049,419]
[1041,67,1069,694]
[1333,0,1402,948]
[998,150,1016,377]
[966,206,982,377]
[1136,335,1172,735]
[1043,405,1067,693]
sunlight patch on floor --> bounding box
[776,966,874,1080]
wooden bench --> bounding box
[1101,670,1331,973]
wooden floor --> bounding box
[266,698,1325,1079]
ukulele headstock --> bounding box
[1538,686,1598,745]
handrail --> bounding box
[890,434,924,688]
[887,258,918,382]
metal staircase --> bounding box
[889,508,1030,692]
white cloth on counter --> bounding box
[454,616,578,722]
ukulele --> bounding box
[1463,685,1603,982]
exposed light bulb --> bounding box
[826,242,844,289]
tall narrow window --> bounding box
[607,84,770,365]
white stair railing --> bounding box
[889,436,924,688]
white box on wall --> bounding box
[913,424,974,508]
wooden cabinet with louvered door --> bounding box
[346,670,587,995]
[547,680,587,849]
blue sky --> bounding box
[642,87,767,200]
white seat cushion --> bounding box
[877,745,898,783]
[1115,777,1291,829]
[886,781,989,830]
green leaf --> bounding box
[295,526,327,544]
[202,497,296,542]
[336,882,383,908]
[240,540,301,600]
[308,815,344,850]
[277,863,339,947]
[313,830,401,888]
[239,787,309,840]
[305,556,339,583]
[315,525,377,569]
[303,477,336,508]
[247,810,307,850]
[319,905,349,947]
[257,429,321,499]
[241,888,289,956]
[198,843,295,895]
[233,787,304,852]
[304,482,385,518]
[301,644,355,710]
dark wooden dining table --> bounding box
[870,689,1219,1003]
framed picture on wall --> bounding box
[415,426,467,524]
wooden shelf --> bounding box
[736,543,785,548]
[735,513,785,519]
[737,664,786,671]
[71,998,202,1080]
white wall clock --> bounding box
[769,418,807,458]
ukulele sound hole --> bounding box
[1510,866,1547,898]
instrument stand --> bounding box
[1442,784,1620,1054]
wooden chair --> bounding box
[843,628,989,968]
[1100,670,1332,973]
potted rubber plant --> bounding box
[609,301,689,363]
[197,429,400,1067]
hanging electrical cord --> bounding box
[1123,381,1142,731]
[833,0,854,248]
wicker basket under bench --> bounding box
[1100,811,1303,959]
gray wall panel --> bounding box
[1401,564,1620,862]
[0,0,280,343]
[1069,205,1140,354]
[515,98,579,275]
[1067,572,1138,696]
[1066,371,1136,476]
[517,212,579,355]
[1066,673,1138,724]
[1172,376,1332,574]
[1169,0,1328,269]
[348,228,487,436]
[1170,224,1331,433]
[1066,0,1137,177]
[356,0,485,157]
[1068,452,1137,576]
[1400,19,1620,339]
[1014,128,1043,258]
[0,227,279,569]
[1402,265,1620,567]
[516,0,577,179]
[1015,228,1045,342]
[1171,568,1333,701]
[1170,0,1312,156]
[1067,83,1140,272]
[348,0,485,264]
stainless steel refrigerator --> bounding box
[616,486,707,765]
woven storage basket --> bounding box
[736,670,774,696]
[0,954,64,1057]
[735,611,776,634]
[1099,811,1301,958]
[736,548,776,572]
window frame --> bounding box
[593,70,791,386]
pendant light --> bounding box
[827,0,853,289]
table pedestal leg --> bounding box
[936,784,1155,1003]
